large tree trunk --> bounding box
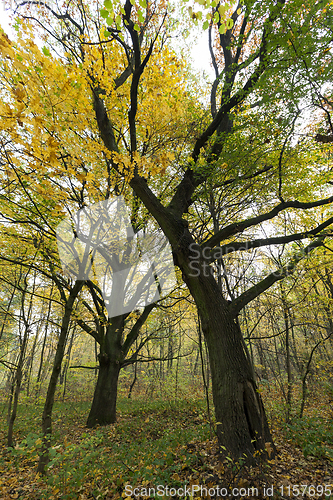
[201,301,274,461]
[86,316,123,427]
[129,175,275,462]
[177,246,275,462]
[86,356,120,427]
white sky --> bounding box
[0,4,11,31]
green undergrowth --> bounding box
[2,393,333,499]
[285,414,333,461]
[0,397,212,499]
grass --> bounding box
[0,396,211,499]
[1,390,333,499]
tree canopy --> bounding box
[1,0,333,471]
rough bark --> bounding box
[86,316,123,427]
[174,234,275,462]
[86,355,121,427]
[193,281,274,461]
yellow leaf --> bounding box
[265,442,273,458]
[12,83,26,100]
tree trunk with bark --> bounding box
[86,316,123,427]
[86,354,121,427]
[181,256,275,461]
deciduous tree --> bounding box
[2,0,333,463]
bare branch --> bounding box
[204,195,333,250]
[230,236,325,315]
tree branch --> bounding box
[122,303,155,357]
[203,195,333,250]
[75,318,101,344]
[230,236,325,315]
[167,0,286,217]
[211,215,333,258]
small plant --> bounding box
[286,414,333,460]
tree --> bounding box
[6,262,35,447]
[2,0,333,462]
[0,20,187,444]
[56,196,177,427]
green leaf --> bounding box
[42,46,51,57]
[139,0,147,7]
[104,30,111,37]
[219,24,226,34]
[203,20,209,30]
[134,23,140,32]
[104,0,112,9]
[106,17,113,26]
[100,9,109,18]
[219,4,226,15]
[138,10,145,23]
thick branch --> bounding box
[230,237,325,315]
[92,94,119,153]
[168,1,285,217]
[122,303,155,357]
[191,0,285,163]
[129,174,182,247]
[204,195,333,250]
[76,318,101,344]
[211,215,333,258]
[315,133,333,143]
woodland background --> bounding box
[1,0,333,498]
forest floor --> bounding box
[0,388,332,500]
